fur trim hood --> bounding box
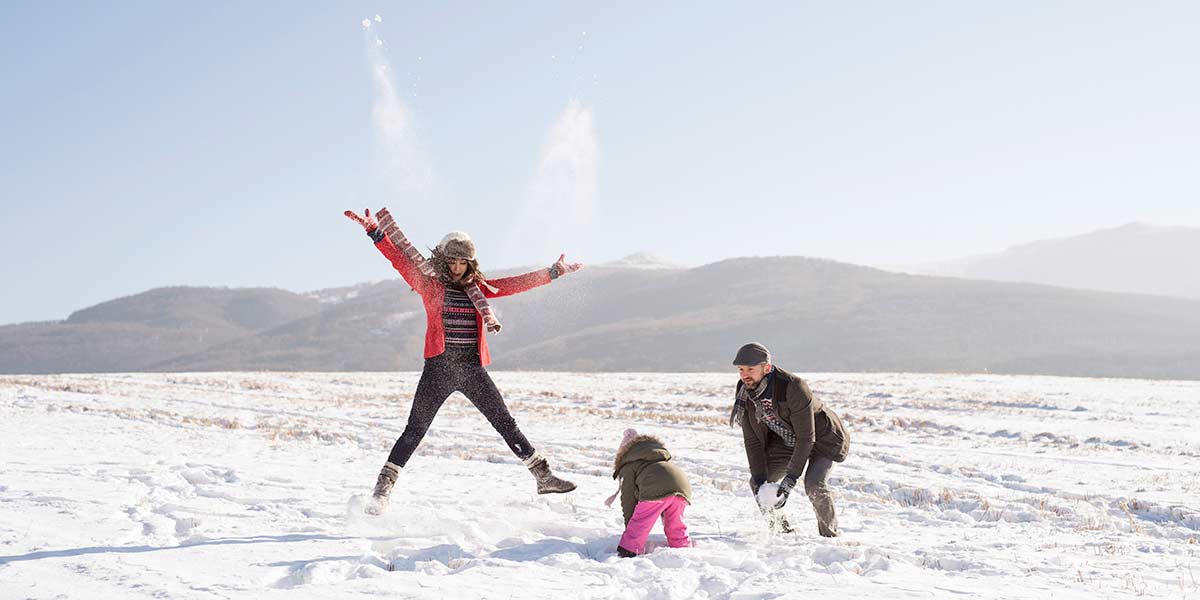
[612,434,669,479]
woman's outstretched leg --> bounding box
[367,359,455,515]
[459,366,535,458]
[387,359,456,466]
[460,366,576,494]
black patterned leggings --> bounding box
[387,347,536,467]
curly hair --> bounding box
[429,248,486,288]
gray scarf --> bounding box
[731,371,796,447]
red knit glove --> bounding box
[343,208,379,232]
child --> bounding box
[606,428,693,557]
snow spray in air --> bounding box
[362,15,433,198]
[506,98,598,264]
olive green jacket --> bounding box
[612,435,693,525]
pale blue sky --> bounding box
[2,1,1198,324]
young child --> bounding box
[606,428,693,557]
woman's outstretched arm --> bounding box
[344,208,430,292]
[483,254,582,298]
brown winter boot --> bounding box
[523,452,577,494]
[364,462,400,515]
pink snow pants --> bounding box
[618,495,691,554]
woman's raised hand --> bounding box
[551,254,583,279]
[344,208,379,232]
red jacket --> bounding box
[374,235,553,366]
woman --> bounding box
[345,207,582,515]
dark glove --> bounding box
[774,474,798,510]
[750,475,767,496]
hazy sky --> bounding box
[2,1,1198,324]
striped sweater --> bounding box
[442,287,479,348]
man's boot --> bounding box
[523,452,577,494]
[364,462,400,515]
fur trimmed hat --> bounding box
[437,231,476,260]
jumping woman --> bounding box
[344,208,581,515]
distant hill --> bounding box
[151,280,428,372]
[480,256,1200,378]
[895,223,1200,299]
[0,287,322,374]
[597,252,686,270]
[5,255,1200,379]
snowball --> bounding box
[374,15,383,22]
[756,482,782,510]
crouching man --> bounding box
[730,342,850,536]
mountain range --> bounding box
[3,245,1200,379]
[895,222,1200,299]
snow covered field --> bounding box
[1,371,1197,599]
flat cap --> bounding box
[732,342,771,366]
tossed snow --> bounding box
[364,19,432,197]
[1,372,1197,598]
[506,99,597,261]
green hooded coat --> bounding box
[612,435,694,525]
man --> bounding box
[730,342,850,536]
